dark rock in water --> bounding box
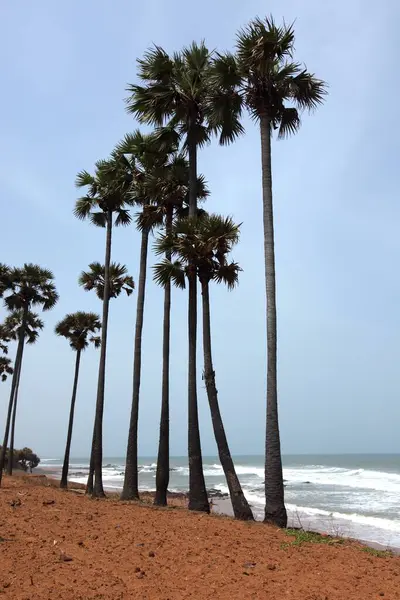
[207,488,229,499]
[303,481,311,484]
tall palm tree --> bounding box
[55,312,101,489]
[0,264,58,485]
[111,129,174,501]
[127,43,242,512]
[113,129,209,503]
[2,310,44,475]
[79,262,134,493]
[75,161,133,497]
[151,154,208,507]
[154,214,254,520]
[212,17,327,526]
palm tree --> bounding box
[2,310,44,475]
[0,264,58,485]
[112,129,209,503]
[151,154,208,507]
[154,214,253,520]
[75,161,133,497]
[79,262,134,493]
[55,312,101,489]
[111,129,173,502]
[212,17,327,526]
[127,43,242,512]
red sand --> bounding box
[1,475,399,599]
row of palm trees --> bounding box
[0,16,326,528]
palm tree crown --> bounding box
[55,312,101,351]
[74,158,134,227]
[212,16,327,136]
[3,310,44,345]
[154,214,241,288]
[2,264,58,313]
[113,128,209,232]
[79,263,134,300]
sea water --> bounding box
[40,454,400,549]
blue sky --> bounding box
[1,0,399,459]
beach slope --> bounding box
[0,476,399,599]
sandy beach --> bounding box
[0,475,399,599]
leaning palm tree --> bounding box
[213,17,327,526]
[154,214,253,520]
[0,264,58,484]
[55,312,101,489]
[2,310,44,475]
[75,161,133,497]
[79,262,134,493]
[127,43,242,512]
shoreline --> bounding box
[1,473,399,599]
[38,468,400,554]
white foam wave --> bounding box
[283,466,400,493]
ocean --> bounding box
[40,454,400,549]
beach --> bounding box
[1,474,399,599]
[41,454,400,550]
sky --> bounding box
[1,0,400,460]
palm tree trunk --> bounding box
[60,349,81,489]
[0,305,28,485]
[8,359,22,476]
[85,430,95,495]
[154,206,173,506]
[187,133,209,513]
[121,225,149,500]
[260,114,287,528]
[92,211,113,498]
[188,134,197,217]
[201,280,253,520]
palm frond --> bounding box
[277,107,301,139]
[74,197,97,220]
[114,209,132,227]
[288,70,328,111]
[153,259,186,289]
[75,170,96,189]
[0,356,13,382]
[89,211,107,227]
[212,261,241,288]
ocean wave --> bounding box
[283,466,400,493]
[285,503,400,535]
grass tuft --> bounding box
[361,546,393,558]
[282,528,345,549]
